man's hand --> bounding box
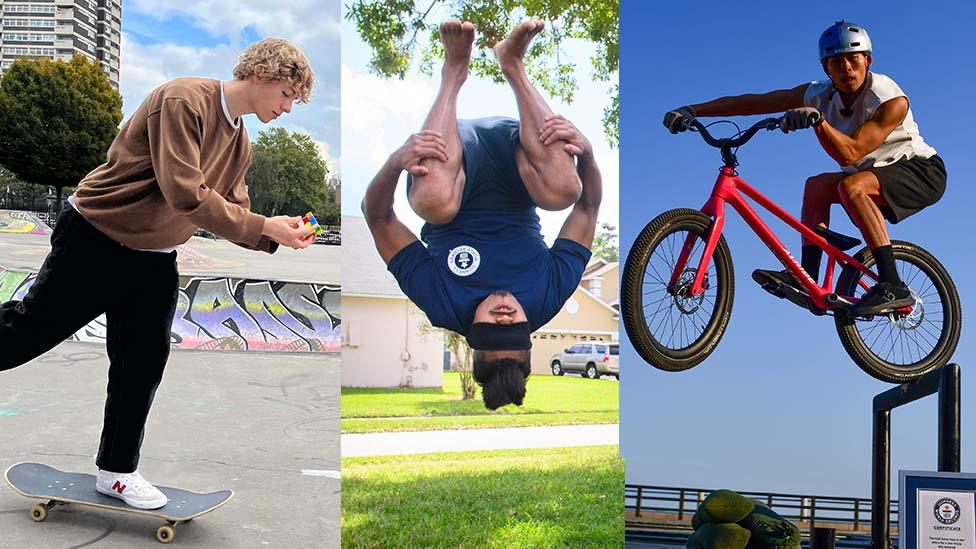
[780,107,823,133]
[263,216,315,250]
[388,130,449,176]
[539,115,591,157]
[663,106,696,133]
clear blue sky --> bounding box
[620,1,976,497]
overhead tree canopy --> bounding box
[347,0,619,146]
[0,56,122,202]
[245,127,339,224]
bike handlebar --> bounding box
[682,117,783,150]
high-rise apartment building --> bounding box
[0,0,122,89]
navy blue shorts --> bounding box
[407,117,534,214]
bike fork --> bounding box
[668,202,726,296]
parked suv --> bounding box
[550,342,619,379]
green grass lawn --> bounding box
[342,445,623,548]
[342,372,618,432]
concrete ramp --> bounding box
[0,266,341,353]
[0,210,52,235]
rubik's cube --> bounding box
[302,212,324,236]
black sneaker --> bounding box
[849,281,914,316]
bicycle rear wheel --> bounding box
[835,240,961,383]
[622,208,734,371]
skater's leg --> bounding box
[95,252,179,473]
[0,209,113,370]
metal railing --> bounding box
[625,485,898,535]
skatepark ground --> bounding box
[0,229,341,547]
[0,344,340,548]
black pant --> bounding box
[0,206,179,473]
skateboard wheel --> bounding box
[156,524,175,544]
[31,504,48,522]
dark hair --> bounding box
[472,350,531,410]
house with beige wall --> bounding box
[581,259,619,308]
[529,259,619,375]
[341,216,444,388]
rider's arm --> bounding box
[362,157,419,264]
[557,150,602,249]
[690,84,809,117]
[813,97,909,167]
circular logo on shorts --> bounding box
[447,245,480,277]
[935,498,962,524]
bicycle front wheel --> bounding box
[835,240,962,383]
[621,208,734,371]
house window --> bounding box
[588,278,603,298]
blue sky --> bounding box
[117,1,340,173]
[620,1,976,497]
[340,4,619,241]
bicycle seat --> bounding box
[814,226,861,251]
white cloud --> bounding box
[117,2,340,168]
[119,34,238,117]
[127,0,341,48]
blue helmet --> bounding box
[818,21,872,61]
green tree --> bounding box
[444,330,477,400]
[0,56,122,207]
[245,127,337,222]
[347,0,619,146]
[591,222,617,262]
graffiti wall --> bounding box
[0,210,52,235]
[0,266,341,353]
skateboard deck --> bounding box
[4,462,233,543]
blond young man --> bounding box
[0,38,316,509]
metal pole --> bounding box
[811,527,837,549]
[873,408,891,549]
[939,363,961,472]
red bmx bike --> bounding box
[621,117,961,383]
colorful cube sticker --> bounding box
[303,211,324,236]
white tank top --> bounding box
[804,72,936,174]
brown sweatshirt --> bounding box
[74,77,275,253]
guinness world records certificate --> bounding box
[901,472,976,549]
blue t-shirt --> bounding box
[389,117,592,335]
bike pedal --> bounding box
[759,282,782,297]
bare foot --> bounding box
[493,19,544,75]
[439,20,475,81]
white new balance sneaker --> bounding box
[95,470,168,509]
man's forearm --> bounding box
[814,121,861,167]
[575,152,602,213]
[361,157,402,221]
[691,85,807,117]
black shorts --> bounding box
[868,154,946,224]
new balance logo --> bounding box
[112,480,126,494]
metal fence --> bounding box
[316,224,341,245]
[625,485,898,535]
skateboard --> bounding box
[3,462,233,544]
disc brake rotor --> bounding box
[888,288,925,330]
[672,268,708,314]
